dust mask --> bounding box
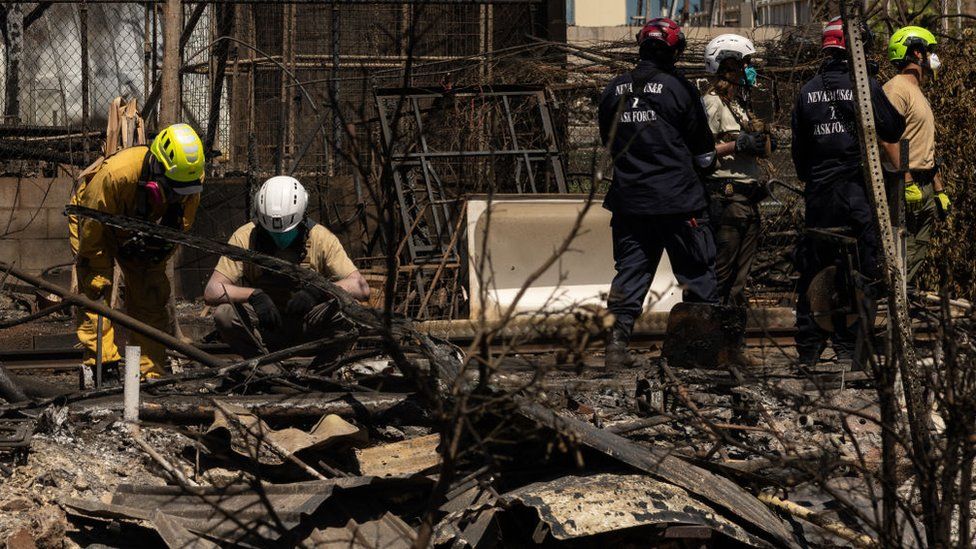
[268,227,299,249]
[927,52,941,73]
[741,66,758,87]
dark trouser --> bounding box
[795,181,882,364]
[214,299,351,359]
[608,211,719,335]
[712,198,761,307]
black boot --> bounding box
[605,327,635,369]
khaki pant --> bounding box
[213,300,351,360]
[905,183,936,284]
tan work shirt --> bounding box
[702,92,762,184]
[215,222,357,308]
[883,74,936,170]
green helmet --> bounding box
[888,26,937,65]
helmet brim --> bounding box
[170,183,203,195]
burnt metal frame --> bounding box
[375,85,567,318]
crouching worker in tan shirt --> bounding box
[203,176,370,362]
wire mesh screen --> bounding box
[0,1,831,312]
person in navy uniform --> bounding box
[791,17,905,368]
[598,18,719,368]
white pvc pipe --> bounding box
[123,345,141,433]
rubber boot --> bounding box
[605,327,635,369]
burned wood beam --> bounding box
[0,261,225,368]
[354,433,440,477]
[758,493,877,548]
[71,392,418,423]
[0,364,28,403]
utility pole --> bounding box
[160,0,185,334]
[160,0,181,126]
[840,0,935,541]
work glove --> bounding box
[286,285,330,319]
[247,290,282,331]
[734,132,766,156]
[935,191,951,220]
[905,182,924,210]
[118,234,174,263]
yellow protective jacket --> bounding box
[70,146,200,267]
[69,146,200,376]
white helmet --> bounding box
[704,34,756,74]
[255,176,308,233]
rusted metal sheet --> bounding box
[662,302,746,368]
[354,434,440,477]
[205,404,365,465]
[305,512,416,548]
[150,510,219,549]
[433,477,499,548]
[63,477,431,547]
[516,401,797,547]
[500,473,770,546]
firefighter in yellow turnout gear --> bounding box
[69,123,205,378]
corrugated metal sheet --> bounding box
[517,401,797,547]
[500,473,773,547]
[64,476,431,548]
[305,512,416,548]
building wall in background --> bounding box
[572,0,628,26]
[0,178,74,275]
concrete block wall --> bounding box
[0,177,75,274]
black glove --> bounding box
[248,290,281,331]
[118,234,174,263]
[735,132,767,156]
[285,286,330,319]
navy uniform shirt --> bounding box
[598,60,716,216]
[791,57,906,192]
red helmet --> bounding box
[636,18,686,53]
[822,16,846,50]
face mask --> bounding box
[268,228,299,249]
[741,66,758,87]
[927,52,941,73]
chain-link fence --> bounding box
[0,1,566,299]
[1,2,897,314]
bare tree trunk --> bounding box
[4,3,23,124]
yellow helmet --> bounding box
[149,123,205,191]
[888,26,937,65]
